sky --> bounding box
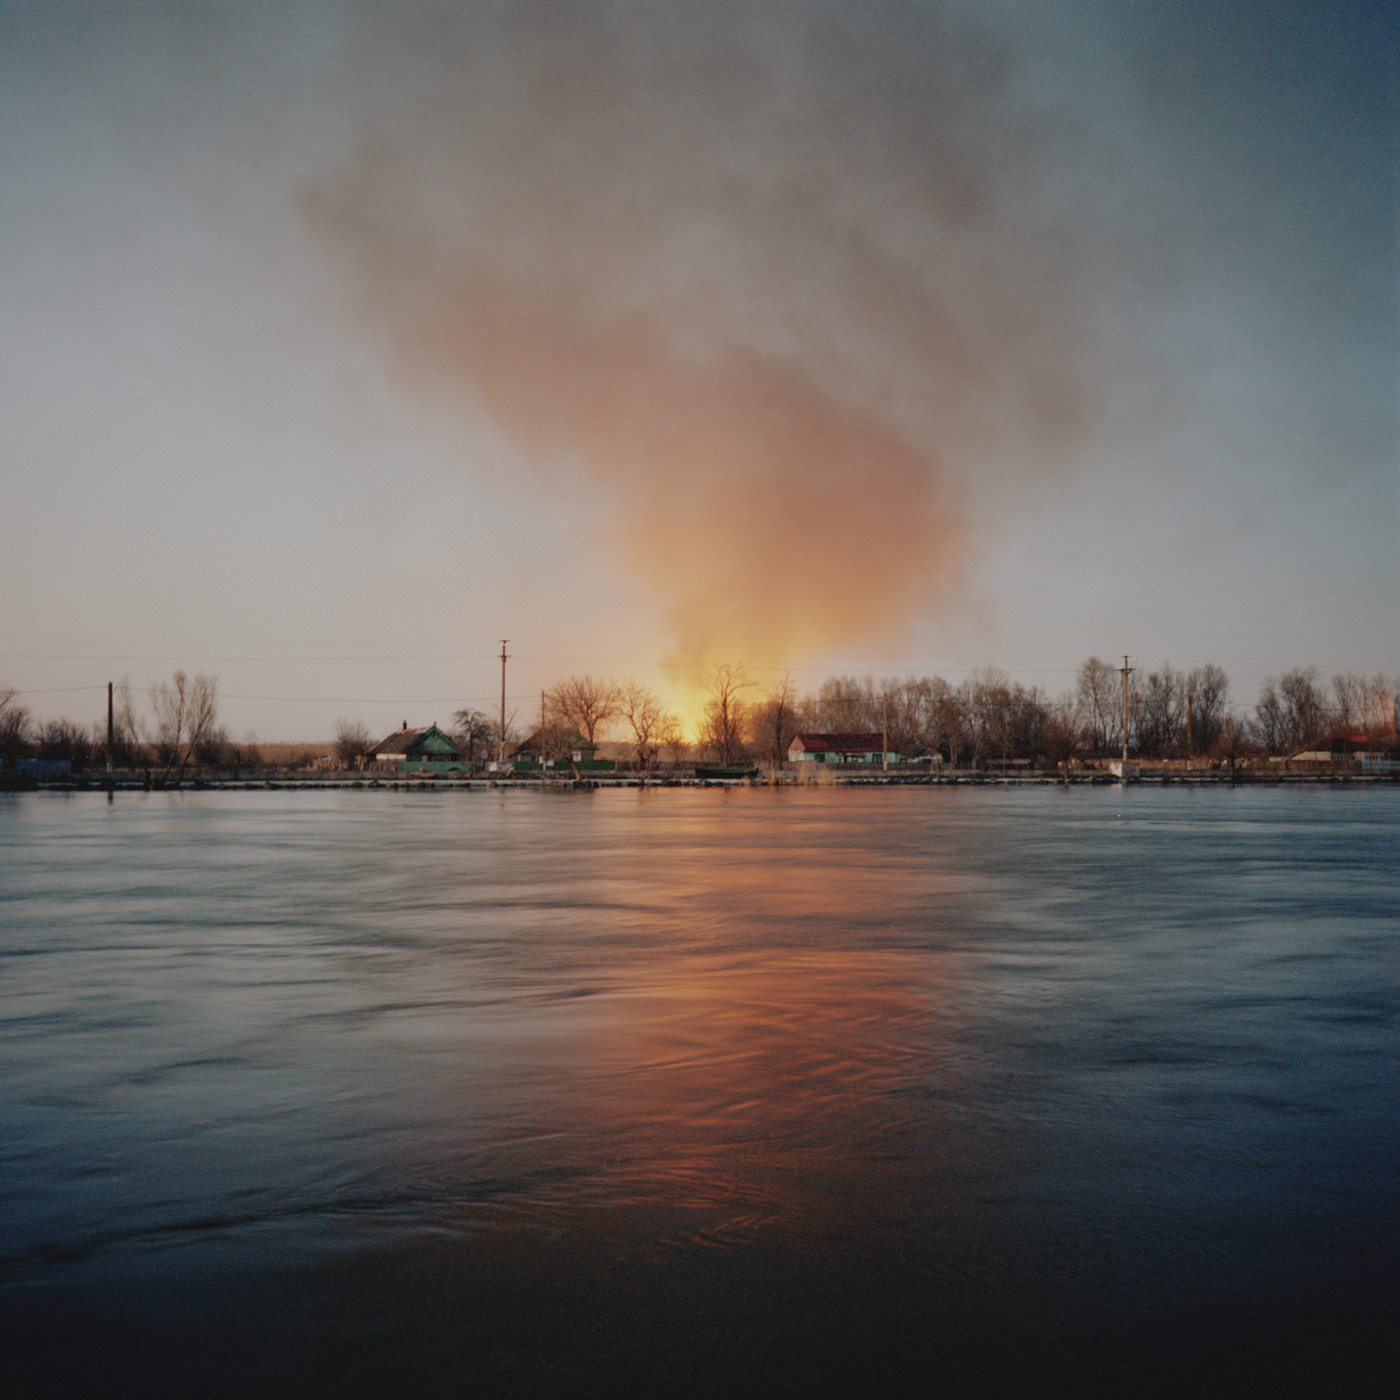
[1,0,1395,742]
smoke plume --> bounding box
[306,0,1120,667]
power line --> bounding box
[2,684,108,696]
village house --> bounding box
[1288,733,1398,771]
[371,723,464,773]
[787,732,900,765]
[507,730,617,773]
[508,729,590,763]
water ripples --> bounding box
[2,785,1396,1391]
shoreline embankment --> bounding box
[6,768,1397,793]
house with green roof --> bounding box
[371,723,465,774]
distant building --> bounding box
[508,729,591,763]
[507,730,615,772]
[787,733,899,765]
[1291,733,1394,768]
[14,758,72,777]
[371,723,463,772]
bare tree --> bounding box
[194,725,239,769]
[544,676,621,750]
[872,677,919,757]
[902,677,941,757]
[1008,683,1051,760]
[961,666,1012,767]
[111,678,144,765]
[1332,672,1397,739]
[536,715,587,776]
[1280,667,1328,748]
[151,674,187,779]
[700,661,753,766]
[910,675,963,764]
[151,671,219,785]
[811,675,876,732]
[450,707,494,763]
[38,719,97,768]
[1330,673,1362,734]
[1366,674,1397,737]
[1076,657,1118,757]
[183,674,218,781]
[334,718,372,769]
[1184,665,1229,754]
[1254,666,1329,754]
[954,669,1052,767]
[1137,665,1184,758]
[0,684,33,763]
[618,680,668,774]
[1042,694,1085,783]
[658,711,687,767]
[1218,713,1247,782]
[1254,678,1285,753]
[794,674,963,763]
[750,672,798,768]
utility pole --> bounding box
[1185,692,1193,771]
[106,681,114,797]
[498,640,509,765]
[1120,655,1133,767]
[882,696,889,773]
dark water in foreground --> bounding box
[1,787,1396,1396]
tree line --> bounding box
[3,660,1395,779]
[0,673,242,784]
[430,660,1397,772]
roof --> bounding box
[789,732,891,754]
[1293,733,1377,757]
[374,727,423,756]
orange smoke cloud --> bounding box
[312,227,970,669]
[298,3,1122,671]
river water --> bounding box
[2,786,1395,1396]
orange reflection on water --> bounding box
[532,800,979,1251]
[586,952,964,1244]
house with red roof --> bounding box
[787,732,900,765]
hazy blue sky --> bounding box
[2,1,1394,740]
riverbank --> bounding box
[9,767,1398,793]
